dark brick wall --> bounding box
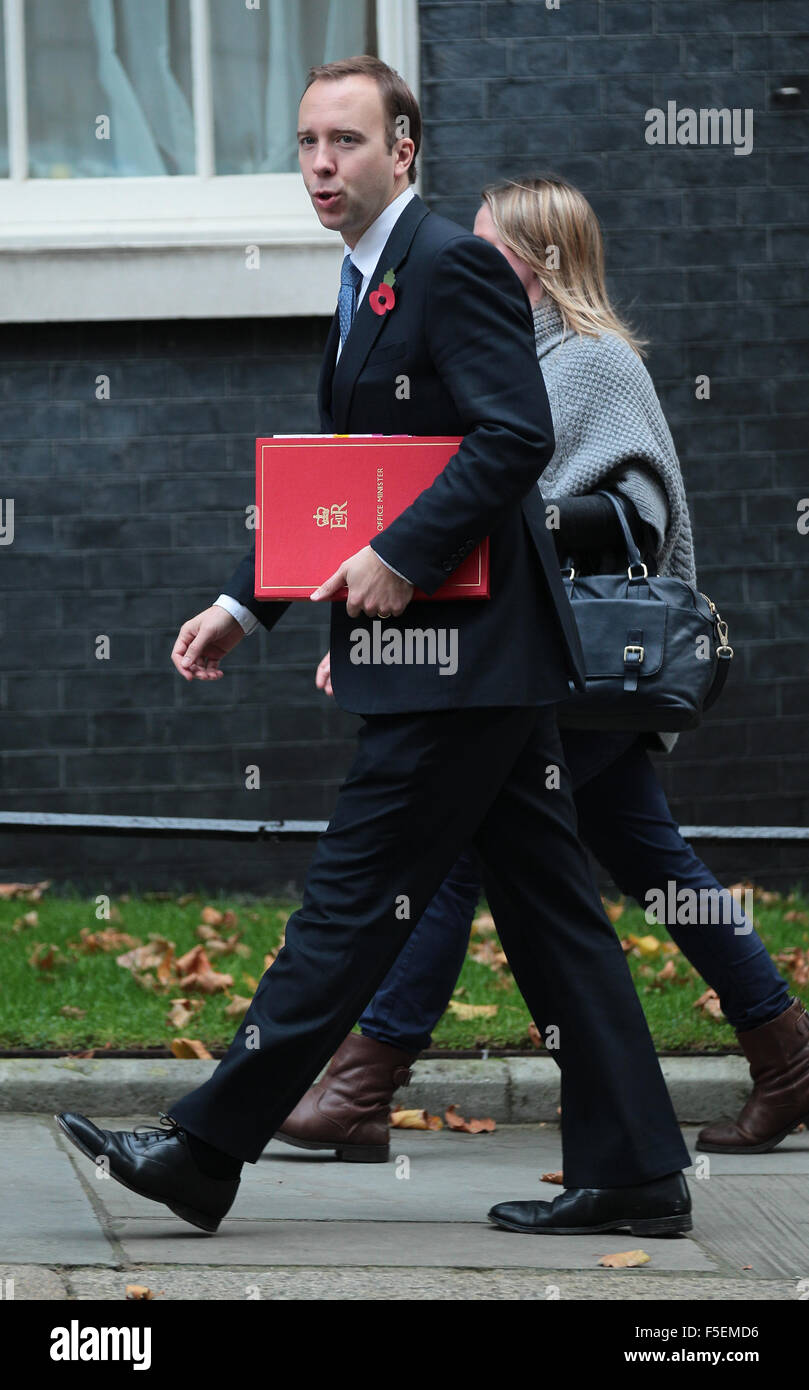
[2,0,808,892]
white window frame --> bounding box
[0,0,422,321]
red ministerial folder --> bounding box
[254,434,490,601]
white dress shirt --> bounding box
[216,185,416,633]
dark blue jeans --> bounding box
[359,731,790,1052]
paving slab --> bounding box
[0,1116,116,1265]
[110,1216,716,1271]
[49,1114,706,1272]
[689,1176,809,1280]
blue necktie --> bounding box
[338,256,364,348]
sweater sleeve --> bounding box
[546,490,654,563]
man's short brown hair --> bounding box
[302,54,421,184]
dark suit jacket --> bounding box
[221,191,586,714]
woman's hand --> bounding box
[315,649,333,698]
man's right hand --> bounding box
[171,605,245,682]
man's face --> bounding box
[298,75,411,247]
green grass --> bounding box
[1,885,807,1053]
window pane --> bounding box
[26,0,194,177]
[0,17,8,176]
[211,0,376,175]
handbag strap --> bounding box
[591,489,646,571]
[560,490,648,581]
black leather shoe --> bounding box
[488,1171,692,1235]
[55,1111,239,1233]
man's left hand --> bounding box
[310,545,414,619]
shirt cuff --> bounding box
[375,554,413,584]
[214,594,258,635]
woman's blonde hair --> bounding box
[480,174,649,357]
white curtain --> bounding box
[89,0,194,175]
[262,0,367,173]
[85,0,369,176]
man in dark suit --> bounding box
[56,56,691,1239]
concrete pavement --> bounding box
[1,1114,807,1300]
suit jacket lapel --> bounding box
[319,192,430,434]
[317,309,341,428]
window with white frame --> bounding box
[0,0,420,320]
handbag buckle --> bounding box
[623,644,645,665]
[627,562,648,580]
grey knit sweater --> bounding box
[532,297,697,588]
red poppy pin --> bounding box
[369,268,396,316]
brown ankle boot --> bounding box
[697,997,809,1153]
[274,1032,417,1162]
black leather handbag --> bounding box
[556,491,734,732]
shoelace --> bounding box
[131,1112,186,1145]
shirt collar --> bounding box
[342,185,416,288]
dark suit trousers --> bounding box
[167,706,690,1187]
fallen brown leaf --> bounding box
[774,948,809,986]
[541,1170,564,1185]
[78,927,140,953]
[170,1038,213,1060]
[390,1107,443,1131]
[166,998,203,1030]
[13,910,39,929]
[444,1104,495,1134]
[694,987,724,1021]
[117,940,173,974]
[175,945,233,994]
[471,910,496,937]
[655,959,678,984]
[528,1022,543,1048]
[125,1285,155,1300]
[626,933,663,957]
[59,1005,86,1018]
[200,906,224,927]
[447,1001,498,1020]
[602,898,624,923]
[468,939,509,971]
[0,880,51,900]
[156,945,175,984]
[598,1249,650,1268]
[204,933,244,958]
[28,943,62,970]
[224,995,253,1018]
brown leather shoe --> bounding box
[697,997,809,1153]
[274,1032,417,1162]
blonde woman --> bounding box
[278,178,808,1226]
